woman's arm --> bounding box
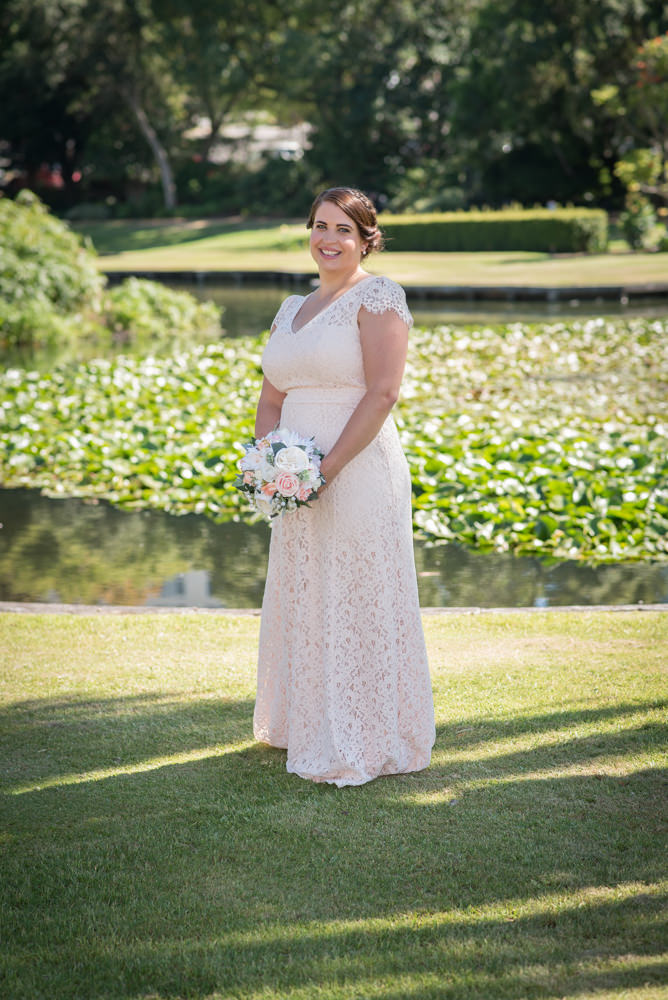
[255,375,287,438]
[320,307,409,485]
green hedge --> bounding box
[378,209,608,253]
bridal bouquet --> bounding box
[235,427,325,519]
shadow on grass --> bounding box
[0,692,255,792]
[2,694,664,793]
[1,694,666,999]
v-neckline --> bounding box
[290,275,376,334]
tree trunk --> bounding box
[124,90,177,212]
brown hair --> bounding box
[306,187,384,258]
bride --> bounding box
[252,186,435,787]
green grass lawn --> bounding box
[1,610,666,1000]
[75,218,668,287]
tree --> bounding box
[275,0,478,203]
[0,0,186,211]
[449,0,668,205]
[72,0,186,211]
[593,32,668,196]
[153,0,289,162]
[593,31,668,246]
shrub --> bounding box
[0,190,105,313]
[106,278,220,340]
[378,208,608,253]
[619,194,658,250]
[0,192,221,348]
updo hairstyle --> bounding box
[306,187,385,258]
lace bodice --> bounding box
[261,275,413,396]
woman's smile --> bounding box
[309,200,367,273]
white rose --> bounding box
[254,492,275,517]
[274,445,310,474]
[259,457,277,482]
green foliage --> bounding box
[388,167,467,214]
[619,193,658,250]
[0,193,221,348]
[627,32,668,153]
[379,209,609,253]
[0,190,104,313]
[1,317,666,563]
[106,278,220,340]
[613,148,666,249]
[614,147,666,192]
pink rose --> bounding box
[297,485,312,502]
[275,471,300,497]
[243,470,254,485]
[261,482,278,496]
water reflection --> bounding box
[184,282,668,335]
[146,569,222,608]
[1,489,665,609]
[5,280,668,372]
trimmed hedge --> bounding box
[378,208,608,253]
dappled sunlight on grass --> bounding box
[1,611,666,998]
[7,737,257,796]
[209,880,666,944]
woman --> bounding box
[253,186,435,786]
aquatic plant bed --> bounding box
[1,610,666,1000]
[1,317,666,562]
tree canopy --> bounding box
[0,0,666,213]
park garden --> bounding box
[1,3,668,999]
[1,172,667,1000]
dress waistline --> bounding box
[284,386,366,405]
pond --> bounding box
[3,283,666,608]
[5,280,668,371]
[1,489,666,609]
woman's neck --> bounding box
[316,266,368,299]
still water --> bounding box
[1,489,665,609]
[5,281,668,371]
[179,281,668,338]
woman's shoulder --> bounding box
[271,293,303,329]
[278,292,305,309]
[357,274,412,327]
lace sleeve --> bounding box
[358,276,413,329]
[270,294,299,332]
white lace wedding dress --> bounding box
[253,274,435,786]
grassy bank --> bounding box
[75,218,668,287]
[1,610,666,999]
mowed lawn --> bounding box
[1,610,666,1000]
[76,218,668,287]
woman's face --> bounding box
[309,200,367,274]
